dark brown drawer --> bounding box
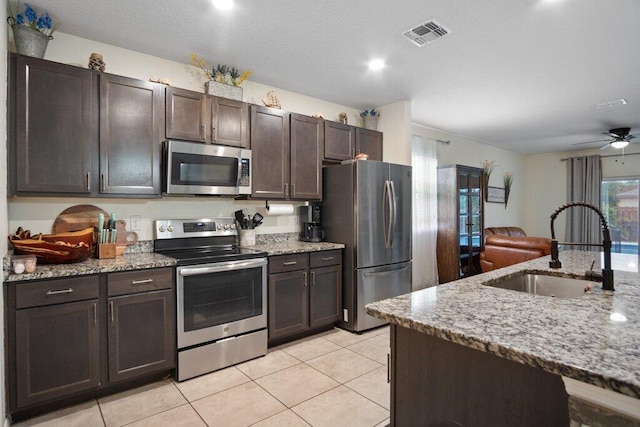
[268,253,308,274]
[108,267,173,297]
[310,250,342,268]
[16,275,99,309]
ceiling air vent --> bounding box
[403,20,450,47]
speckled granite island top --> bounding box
[247,241,344,256]
[4,253,176,282]
[365,251,640,399]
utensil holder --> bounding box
[239,229,256,247]
[97,243,116,259]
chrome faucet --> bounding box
[549,202,614,291]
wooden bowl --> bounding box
[9,227,95,264]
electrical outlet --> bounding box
[130,215,141,231]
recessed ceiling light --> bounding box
[212,0,234,10]
[368,59,385,71]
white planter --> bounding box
[205,81,243,101]
[363,116,379,130]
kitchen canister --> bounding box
[239,229,256,247]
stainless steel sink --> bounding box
[483,273,591,298]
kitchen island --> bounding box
[365,251,640,426]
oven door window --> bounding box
[171,152,238,187]
[183,267,262,332]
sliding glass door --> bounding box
[601,179,639,255]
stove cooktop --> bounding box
[153,218,267,266]
[163,247,267,266]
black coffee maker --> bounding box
[299,203,324,242]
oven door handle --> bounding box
[179,258,267,276]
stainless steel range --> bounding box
[154,217,268,381]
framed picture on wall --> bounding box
[487,186,506,203]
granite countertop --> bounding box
[4,253,176,282]
[247,241,345,256]
[365,251,640,399]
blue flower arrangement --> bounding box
[8,2,59,38]
[360,108,379,117]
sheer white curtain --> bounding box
[411,135,438,289]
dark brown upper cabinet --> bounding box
[166,87,249,148]
[11,55,94,194]
[290,113,323,200]
[99,73,164,196]
[323,121,355,161]
[250,105,291,199]
[355,127,383,161]
[165,87,207,142]
[323,121,383,162]
[9,54,164,197]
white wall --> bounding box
[525,144,640,239]
[7,32,370,239]
[378,100,411,166]
[412,124,527,229]
[1,0,8,422]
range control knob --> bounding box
[158,225,166,232]
[230,223,236,229]
[223,224,230,230]
[167,225,175,232]
[216,224,222,230]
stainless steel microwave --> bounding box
[163,140,251,196]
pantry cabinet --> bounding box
[268,250,342,345]
[165,87,249,148]
[5,268,175,418]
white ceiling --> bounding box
[22,0,640,154]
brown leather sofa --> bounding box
[479,227,552,272]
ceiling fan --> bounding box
[573,128,639,149]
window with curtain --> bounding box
[411,135,438,289]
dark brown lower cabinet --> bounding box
[268,250,341,345]
[15,299,100,408]
[6,268,175,418]
[390,325,569,426]
[108,289,174,382]
[309,262,341,328]
[268,269,309,339]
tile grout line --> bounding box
[168,380,210,427]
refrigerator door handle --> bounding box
[383,180,390,248]
[389,180,397,248]
[363,264,412,277]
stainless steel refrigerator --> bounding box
[323,160,412,332]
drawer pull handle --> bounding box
[311,271,316,286]
[46,288,73,295]
[321,257,334,261]
[303,271,308,287]
[132,278,154,285]
[110,301,115,322]
[282,261,297,266]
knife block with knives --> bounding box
[96,212,117,259]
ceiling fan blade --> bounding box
[572,138,611,146]
[600,143,612,150]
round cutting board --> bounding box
[52,204,138,246]
[52,204,108,233]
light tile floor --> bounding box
[14,326,391,427]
